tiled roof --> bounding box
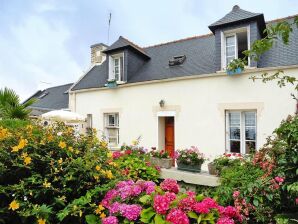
[71,14,298,91]
[26,83,73,110]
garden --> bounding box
[0,115,297,224]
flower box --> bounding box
[177,162,202,173]
[150,157,172,169]
[106,79,117,88]
[227,67,243,76]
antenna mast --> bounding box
[107,12,112,45]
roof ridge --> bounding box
[119,36,147,55]
[266,13,298,24]
[144,33,213,49]
[143,13,298,49]
[45,83,74,90]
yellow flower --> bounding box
[9,200,20,211]
[43,181,51,188]
[95,204,105,215]
[47,134,53,142]
[79,210,83,217]
[100,141,108,148]
[37,218,46,224]
[21,152,28,158]
[68,146,74,152]
[58,158,63,164]
[93,175,99,180]
[11,138,28,152]
[58,141,66,149]
[100,213,106,218]
[95,165,101,171]
[75,149,80,154]
[132,139,138,146]
[24,156,32,165]
[106,170,113,179]
[0,127,10,140]
[107,152,113,158]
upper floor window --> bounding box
[109,53,124,82]
[221,26,250,69]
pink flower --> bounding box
[201,198,218,209]
[144,181,156,194]
[153,195,171,214]
[274,176,284,184]
[102,216,119,224]
[112,151,122,159]
[108,202,121,214]
[216,217,235,224]
[119,204,142,221]
[165,192,177,202]
[132,185,142,196]
[178,195,196,212]
[166,208,189,224]
[193,202,210,214]
[233,191,240,198]
[160,179,179,193]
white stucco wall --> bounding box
[70,67,298,160]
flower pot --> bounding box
[106,80,117,88]
[227,67,243,76]
[208,162,218,176]
[177,162,202,173]
[150,157,172,169]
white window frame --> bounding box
[104,113,119,146]
[221,26,250,70]
[225,110,257,154]
[108,53,124,82]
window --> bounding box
[225,111,256,154]
[169,55,186,66]
[222,26,249,69]
[109,53,124,82]
[104,113,119,146]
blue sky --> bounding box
[0,0,298,100]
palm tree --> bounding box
[0,87,35,119]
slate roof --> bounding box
[71,12,298,91]
[25,83,73,110]
[208,5,265,33]
[103,36,150,59]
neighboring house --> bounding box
[25,83,73,116]
[69,5,298,158]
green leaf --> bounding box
[85,214,100,224]
[154,214,166,224]
[195,194,204,202]
[139,195,152,204]
[188,211,198,219]
[253,198,259,207]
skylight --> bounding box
[38,92,49,99]
[169,55,186,66]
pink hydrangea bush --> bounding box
[100,179,242,223]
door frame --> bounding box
[156,111,176,151]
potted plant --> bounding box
[149,149,172,169]
[106,79,117,88]
[176,146,205,172]
[226,58,245,75]
[210,152,243,175]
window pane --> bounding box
[114,58,119,66]
[229,112,240,126]
[230,141,240,153]
[226,46,235,56]
[245,141,256,154]
[230,127,240,139]
[108,115,115,126]
[226,36,235,46]
[245,112,256,126]
[245,127,256,140]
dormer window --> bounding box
[109,53,124,82]
[169,55,186,66]
[221,26,250,69]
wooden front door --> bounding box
[165,117,175,159]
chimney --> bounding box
[90,43,108,65]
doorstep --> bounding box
[160,167,219,187]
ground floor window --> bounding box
[104,113,119,146]
[225,110,256,154]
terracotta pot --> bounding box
[208,162,218,175]
[150,157,172,169]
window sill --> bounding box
[109,146,121,151]
[216,66,256,74]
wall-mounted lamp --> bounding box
[159,99,165,108]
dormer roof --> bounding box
[208,5,266,36]
[103,36,150,59]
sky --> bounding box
[0,0,298,101]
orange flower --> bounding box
[9,200,20,211]
[37,218,46,224]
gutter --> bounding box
[69,64,298,94]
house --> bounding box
[25,83,73,116]
[69,5,298,159]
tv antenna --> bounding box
[107,12,112,44]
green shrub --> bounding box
[0,121,124,223]
[0,118,30,130]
